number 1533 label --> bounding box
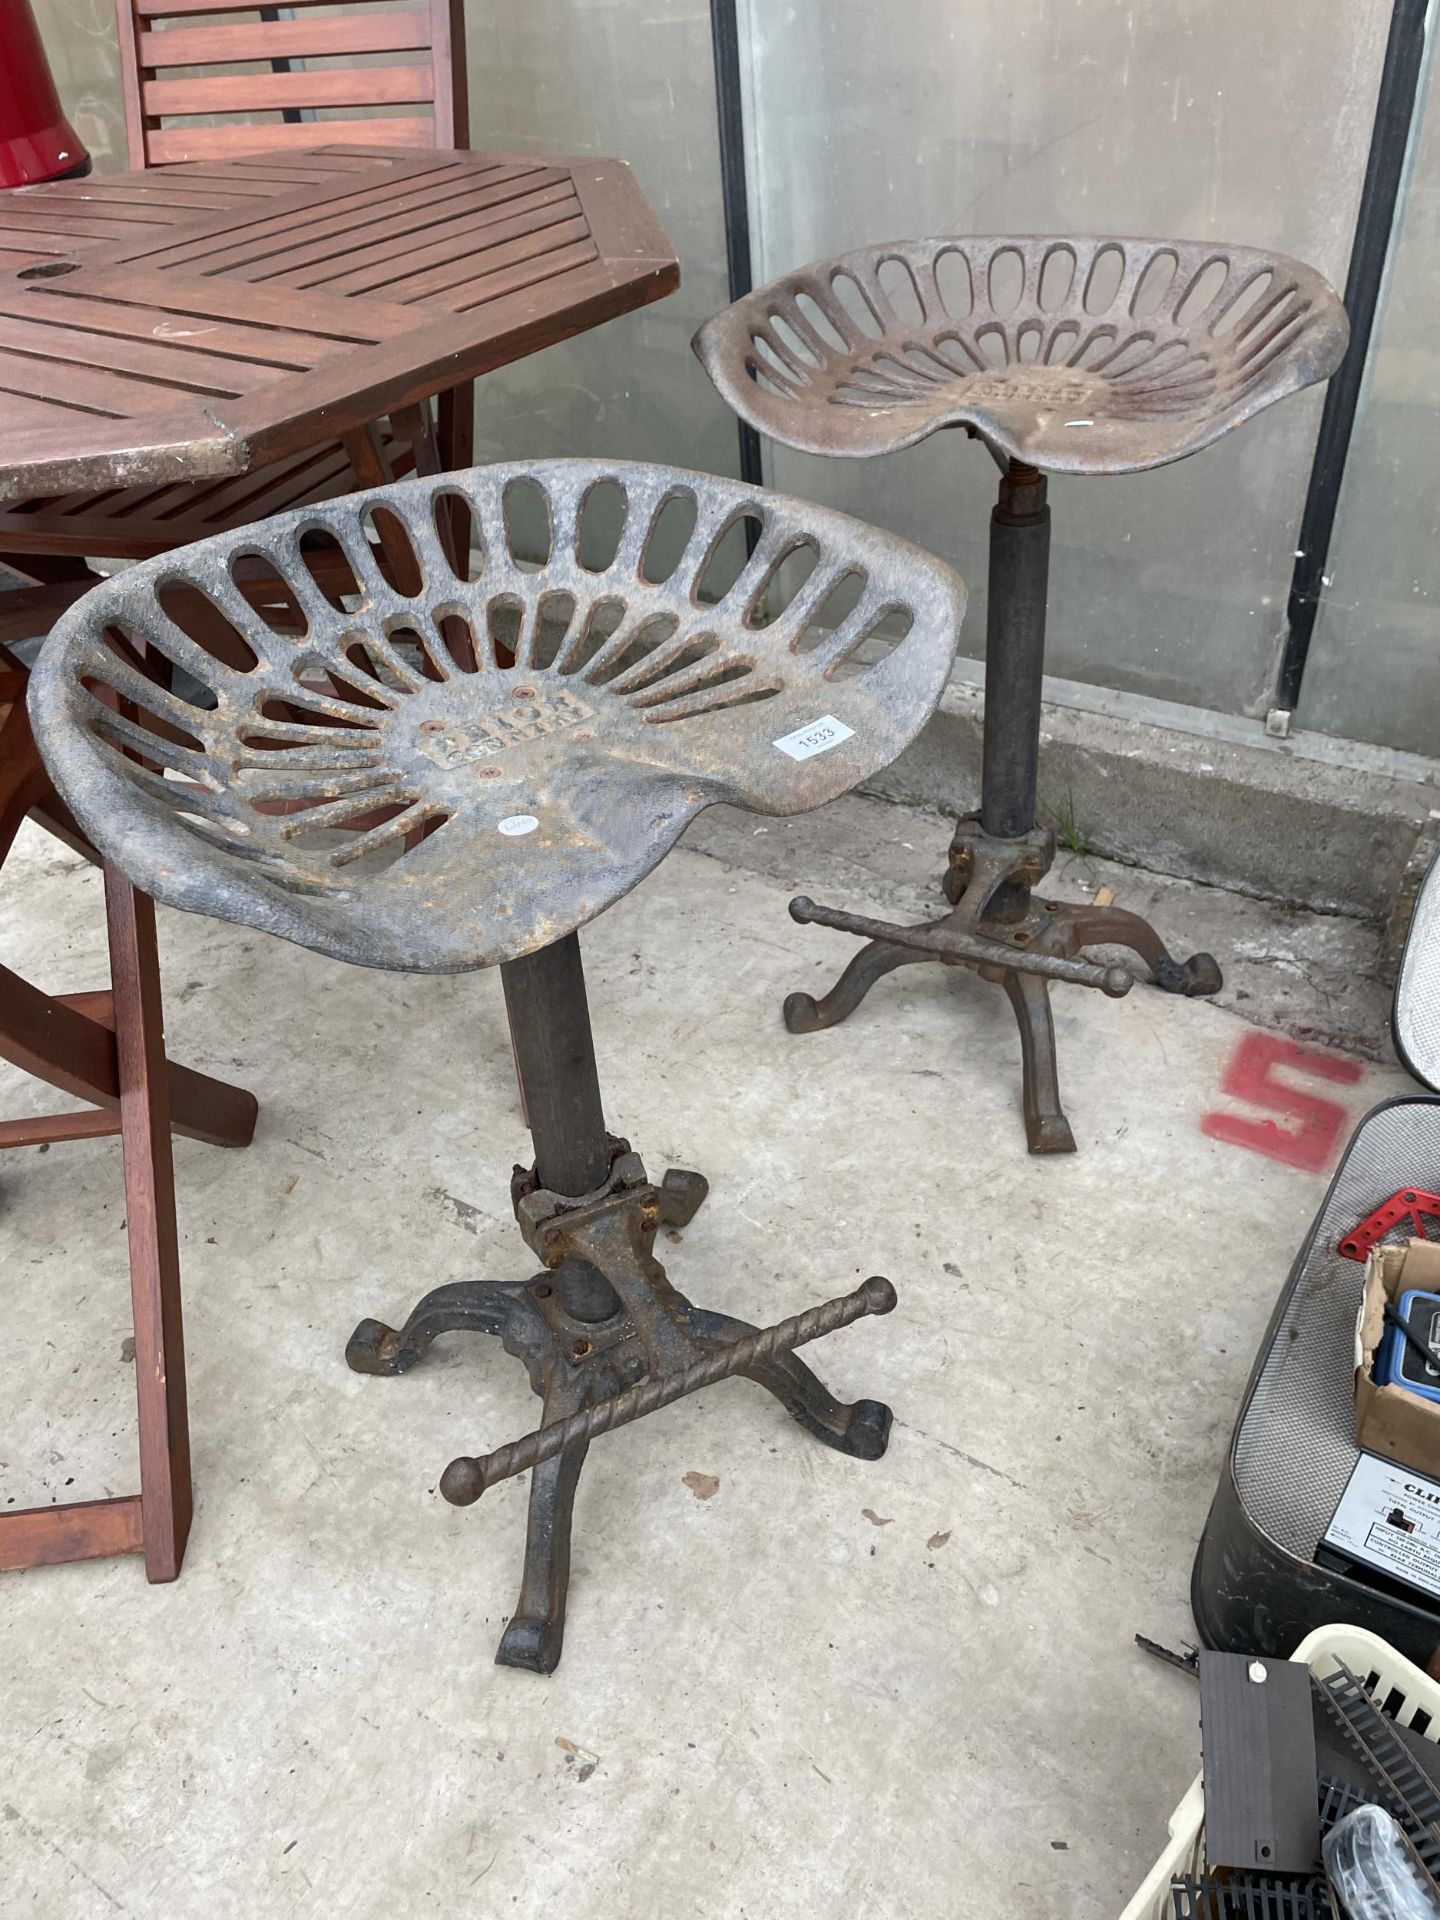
[773,715,856,762]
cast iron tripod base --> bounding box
[784,815,1221,1155]
[346,1139,893,1674]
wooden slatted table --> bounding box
[0,143,679,508]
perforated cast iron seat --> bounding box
[31,459,967,1672]
[693,235,1348,473]
[32,461,960,973]
[695,236,1349,1152]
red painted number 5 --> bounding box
[1201,1031,1363,1173]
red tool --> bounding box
[1338,1189,1440,1261]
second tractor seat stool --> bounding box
[31,458,968,1673]
[694,236,1348,1152]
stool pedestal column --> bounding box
[981,462,1050,847]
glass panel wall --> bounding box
[34,0,128,170]
[460,3,735,482]
[1298,36,1440,758]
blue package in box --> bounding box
[1377,1287,1440,1404]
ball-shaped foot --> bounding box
[440,1456,484,1506]
[659,1167,710,1229]
[1181,952,1223,996]
[1151,950,1223,997]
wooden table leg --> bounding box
[105,865,192,1582]
[0,696,249,1576]
[0,1495,143,1573]
[0,965,257,1149]
[0,870,202,1581]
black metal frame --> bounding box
[1276,0,1430,714]
[259,5,305,125]
[706,0,763,490]
[1191,1095,1440,1669]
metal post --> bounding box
[1275,0,1429,716]
[500,934,611,1200]
[980,462,1050,841]
[707,0,765,495]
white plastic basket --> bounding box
[1119,1625,1440,1920]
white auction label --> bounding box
[497,814,539,837]
[773,715,856,762]
[1322,1451,1440,1600]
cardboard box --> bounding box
[1355,1237,1440,1473]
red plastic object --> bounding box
[0,0,88,189]
[1338,1189,1440,1261]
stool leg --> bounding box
[345,1280,523,1376]
[1048,901,1223,997]
[777,461,1220,1155]
[105,866,191,1583]
[502,935,614,1201]
[495,1367,592,1675]
[980,463,1049,842]
[783,937,933,1033]
[683,1305,892,1458]
[1000,967,1076,1156]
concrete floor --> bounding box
[0,790,1413,1918]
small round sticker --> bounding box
[497,814,539,837]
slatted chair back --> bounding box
[114,0,468,168]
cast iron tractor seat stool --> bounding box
[695,236,1348,1151]
[30,458,967,1672]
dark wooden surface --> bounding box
[117,0,468,166]
[0,144,679,510]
